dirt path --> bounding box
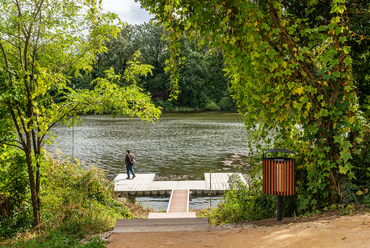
[107,213,370,248]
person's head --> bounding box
[127,149,131,154]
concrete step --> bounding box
[112,218,209,233]
[148,212,196,219]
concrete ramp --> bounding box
[112,218,209,233]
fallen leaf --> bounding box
[342,237,346,240]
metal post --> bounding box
[209,172,212,207]
[72,124,74,157]
[277,195,283,221]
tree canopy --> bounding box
[138,0,369,211]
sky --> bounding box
[102,0,154,25]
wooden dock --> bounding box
[111,174,248,232]
[113,173,247,195]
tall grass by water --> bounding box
[0,151,142,247]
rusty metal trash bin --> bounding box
[263,149,295,221]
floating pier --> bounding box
[112,173,247,232]
[113,173,247,195]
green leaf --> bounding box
[340,151,352,164]
[272,28,281,35]
[339,164,349,174]
[287,82,295,89]
[342,141,352,151]
[334,135,344,145]
[266,49,278,60]
[343,57,352,66]
[339,36,347,44]
[343,46,350,54]
[261,23,269,31]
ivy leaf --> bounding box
[261,22,269,30]
[343,57,352,66]
[339,162,353,175]
[339,36,347,44]
[266,49,278,60]
[323,146,330,152]
[334,135,343,145]
[296,86,304,95]
[342,141,352,151]
[340,151,352,164]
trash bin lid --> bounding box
[263,149,295,158]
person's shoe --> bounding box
[132,175,136,178]
[126,177,130,179]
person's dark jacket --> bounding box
[125,153,135,166]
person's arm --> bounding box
[125,155,128,165]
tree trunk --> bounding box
[25,143,41,227]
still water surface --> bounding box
[49,111,250,179]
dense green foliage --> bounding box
[71,23,234,110]
[0,0,160,227]
[139,0,370,217]
[204,165,276,225]
[0,147,131,246]
[0,146,32,238]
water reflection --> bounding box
[131,195,223,211]
[48,111,250,179]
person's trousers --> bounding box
[126,165,135,178]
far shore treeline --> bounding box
[70,23,234,112]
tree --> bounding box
[0,0,161,227]
[71,22,233,109]
[139,0,364,210]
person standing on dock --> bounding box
[125,149,136,179]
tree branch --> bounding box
[0,41,16,87]
[8,104,26,148]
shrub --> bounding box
[154,100,176,111]
[218,96,234,110]
[40,154,132,233]
[0,145,33,238]
[203,100,219,111]
[204,157,279,225]
[1,151,133,246]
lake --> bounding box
[49,111,250,179]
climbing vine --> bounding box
[138,0,365,211]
